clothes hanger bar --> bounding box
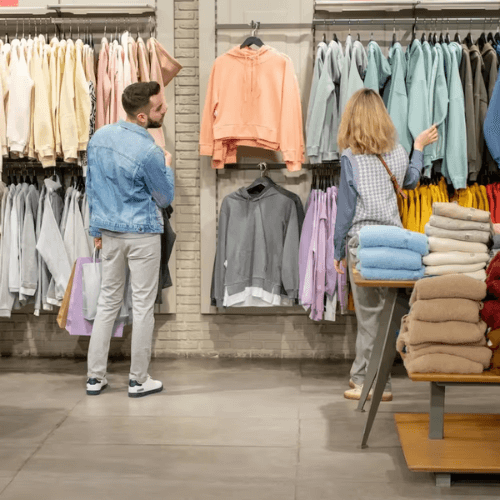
[47,4,155,13]
[224,163,313,170]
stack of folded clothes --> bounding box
[423,202,492,281]
[356,226,428,280]
[481,253,500,330]
[397,274,491,374]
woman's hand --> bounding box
[334,258,347,275]
[414,124,438,151]
[94,238,102,250]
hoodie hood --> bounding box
[352,40,367,79]
[388,42,407,75]
[481,42,496,59]
[450,41,462,66]
[226,44,274,101]
[364,40,391,92]
[326,40,343,83]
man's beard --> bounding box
[147,117,163,128]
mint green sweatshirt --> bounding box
[406,40,431,160]
[443,42,467,189]
[431,44,449,164]
[383,42,412,153]
[364,40,391,93]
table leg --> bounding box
[357,289,398,412]
[429,382,445,439]
[360,290,398,448]
[435,473,451,487]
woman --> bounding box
[333,88,438,401]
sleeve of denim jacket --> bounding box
[143,146,175,209]
[333,155,358,261]
[85,161,102,238]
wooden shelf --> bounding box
[352,267,417,288]
[395,413,500,474]
[409,371,500,384]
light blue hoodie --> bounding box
[364,40,391,93]
[306,41,328,133]
[406,40,431,157]
[383,42,412,153]
[306,41,343,162]
[443,42,467,189]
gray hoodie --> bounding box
[211,184,299,308]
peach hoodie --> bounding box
[200,45,304,171]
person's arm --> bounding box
[143,145,175,209]
[334,155,358,261]
[404,124,439,189]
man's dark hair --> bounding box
[122,81,161,116]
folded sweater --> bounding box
[409,273,487,304]
[464,269,487,281]
[428,236,488,254]
[404,353,484,374]
[425,223,491,244]
[356,264,424,281]
[358,225,429,255]
[432,202,491,222]
[423,251,489,266]
[407,317,487,344]
[410,298,481,323]
[357,247,422,270]
[424,262,486,276]
[429,214,492,233]
[405,346,491,368]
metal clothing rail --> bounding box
[47,4,155,13]
[315,0,500,12]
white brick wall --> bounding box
[0,0,357,360]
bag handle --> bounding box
[92,248,100,263]
[376,154,408,200]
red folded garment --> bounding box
[480,299,500,330]
[485,254,500,299]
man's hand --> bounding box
[164,149,172,167]
[94,238,102,250]
[334,258,347,275]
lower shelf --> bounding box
[395,413,500,474]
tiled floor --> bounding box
[0,357,499,499]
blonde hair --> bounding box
[337,88,396,155]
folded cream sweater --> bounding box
[432,202,491,223]
[429,214,492,233]
[425,223,491,244]
[423,251,489,266]
[428,236,488,254]
[424,262,486,276]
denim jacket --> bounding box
[86,120,175,238]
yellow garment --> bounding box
[474,184,484,210]
[421,186,433,232]
[402,190,409,229]
[74,40,91,153]
[407,190,418,232]
[415,187,421,232]
[60,40,78,161]
[480,185,489,212]
[439,177,449,202]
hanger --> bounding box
[477,32,487,51]
[240,21,263,49]
[333,33,338,42]
[495,23,500,44]
[356,33,360,42]
[322,33,326,43]
[246,162,269,195]
[421,31,426,43]
[4,20,8,44]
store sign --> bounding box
[0,0,19,5]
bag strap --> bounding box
[376,154,408,200]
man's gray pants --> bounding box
[87,233,161,384]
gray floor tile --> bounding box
[19,443,297,481]
[47,415,299,447]
[0,411,67,444]
[0,445,38,478]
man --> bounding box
[85,81,174,398]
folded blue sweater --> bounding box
[357,247,423,270]
[358,226,429,256]
[356,264,425,281]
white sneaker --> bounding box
[345,379,393,402]
[128,375,163,398]
[86,377,108,396]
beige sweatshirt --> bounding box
[74,40,90,152]
[55,39,66,157]
[59,39,78,161]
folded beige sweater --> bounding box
[407,318,487,345]
[409,274,487,305]
[410,298,481,323]
[410,337,487,350]
[422,251,489,266]
[429,214,492,233]
[405,345,492,368]
[404,353,485,374]
[425,223,491,244]
[428,236,489,254]
[432,202,491,223]
[464,270,487,281]
[424,262,486,276]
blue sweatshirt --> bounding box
[333,149,424,260]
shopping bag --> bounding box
[57,261,77,329]
[82,250,102,321]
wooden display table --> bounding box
[350,266,417,448]
[396,371,500,487]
